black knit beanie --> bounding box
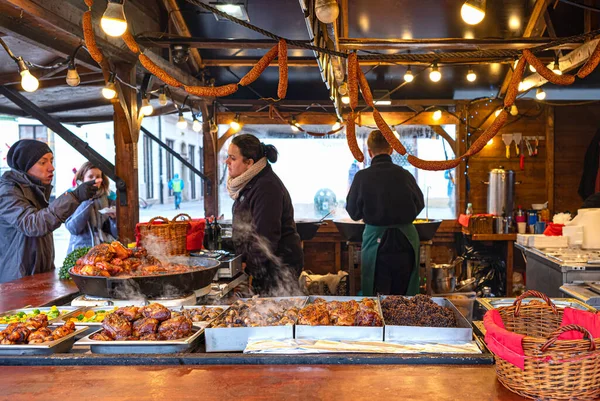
[7,140,53,173]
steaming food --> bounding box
[71,241,205,277]
[210,298,304,328]
[89,304,193,341]
[297,298,383,326]
[0,315,76,345]
[380,294,457,327]
[171,306,226,324]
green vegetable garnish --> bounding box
[59,246,91,280]
[32,309,40,314]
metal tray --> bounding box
[380,296,473,343]
[477,297,597,312]
[0,306,84,327]
[76,327,204,354]
[0,325,88,356]
[204,297,307,352]
[295,296,384,342]
[169,305,229,328]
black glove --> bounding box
[73,180,99,202]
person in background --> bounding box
[348,160,360,191]
[0,140,100,283]
[582,191,600,209]
[71,167,78,188]
[226,134,303,295]
[346,130,424,296]
[65,162,118,253]
[168,173,184,210]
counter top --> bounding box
[0,271,79,312]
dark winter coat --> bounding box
[0,170,80,283]
[346,154,425,225]
[578,128,600,200]
[65,191,118,253]
[232,164,303,294]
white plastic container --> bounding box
[567,209,600,249]
[562,225,583,247]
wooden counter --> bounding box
[0,271,79,312]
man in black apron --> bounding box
[346,130,424,296]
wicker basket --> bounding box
[137,213,191,256]
[489,290,600,400]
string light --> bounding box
[429,62,441,82]
[16,58,39,93]
[230,114,241,131]
[140,97,153,116]
[341,95,350,104]
[529,64,536,73]
[552,56,562,75]
[404,66,414,83]
[65,64,80,87]
[101,0,127,37]
[461,0,486,25]
[487,138,494,146]
[158,87,168,106]
[314,0,339,24]
[101,74,117,99]
[176,110,187,129]
[433,109,442,121]
[466,68,477,82]
[192,115,202,132]
[536,87,546,100]
[332,120,341,131]
[510,104,518,116]
[495,109,502,117]
[338,82,348,96]
[290,118,300,132]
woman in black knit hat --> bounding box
[0,139,101,283]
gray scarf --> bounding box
[227,157,267,200]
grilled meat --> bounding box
[78,243,115,266]
[24,314,49,331]
[110,241,132,260]
[327,300,359,326]
[102,313,132,340]
[3,323,30,344]
[297,298,382,327]
[27,327,54,344]
[51,320,75,339]
[212,298,304,328]
[298,303,331,326]
[141,304,171,322]
[380,295,457,327]
[89,330,114,341]
[139,333,160,341]
[115,306,142,322]
[157,315,193,340]
[132,318,159,337]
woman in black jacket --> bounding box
[226,134,303,295]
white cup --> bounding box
[517,222,526,234]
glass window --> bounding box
[188,144,196,199]
[218,125,457,220]
[166,139,174,196]
[143,134,154,199]
[18,125,48,142]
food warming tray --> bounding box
[477,297,597,312]
[380,296,473,343]
[76,327,204,354]
[0,325,88,356]
[294,296,384,342]
[0,306,84,327]
[204,297,307,352]
[169,305,229,328]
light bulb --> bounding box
[518,81,524,92]
[158,92,168,106]
[291,124,300,132]
[102,81,117,99]
[338,82,348,96]
[66,65,80,87]
[536,87,546,100]
[140,98,153,116]
[529,64,536,73]
[341,95,350,104]
[315,0,339,24]
[495,109,502,117]
[404,66,414,83]
[230,119,241,131]
[332,121,341,131]
[429,64,441,82]
[101,1,127,37]
[177,113,187,129]
[20,69,39,92]
[432,110,442,121]
[487,138,494,146]
[552,61,562,75]
[192,118,202,132]
[466,68,477,82]
[510,104,518,116]
[461,0,486,25]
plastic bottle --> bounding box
[466,203,473,215]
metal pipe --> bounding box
[158,116,164,205]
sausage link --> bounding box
[504,58,526,108]
[85,0,94,8]
[346,112,364,162]
[139,54,181,87]
[373,109,406,155]
[465,110,508,157]
[408,155,461,171]
[82,11,104,65]
[522,50,575,85]
[577,41,600,78]
[184,83,239,97]
[122,30,140,54]
[348,52,359,110]
[239,44,278,86]
[277,39,288,99]
[357,66,374,108]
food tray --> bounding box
[477,297,597,312]
[0,325,88,356]
[169,305,229,328]
[294,296,384,342]
[76,327,204,354]
[0,306,84,327]
[60,306,120,338]
[380,296,473,343]
[204,297,307,352]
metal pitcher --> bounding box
[486,167,516,217]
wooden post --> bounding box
[546,106,555,215]
[114,63,140,243]
[456,103,468,216]
[201,102,218,216]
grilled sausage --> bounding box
[277,39,288,99]
[373,109,406,155]
[348,52,359,110]
[522,50,575,85]
[504,58,526,108]
[184,83,239,97]
[346,112,364,162]
[239,44,278,87]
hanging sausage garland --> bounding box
[82,0,600,171]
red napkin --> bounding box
[558,307,600,340]
[484,310,526,370]
[458,214,470,228]
[543,223,564,236]
[186,218,206,251]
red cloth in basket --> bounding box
[186,218,206,251]
[543,223,564,236]
[484,309,526,370]
[558,307,600,340]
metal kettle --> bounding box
[485,167,516,217]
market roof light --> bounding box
[552,59,562,75]
[16,58,39,93]
[429,63,441,82]
[290,118,300,132]
[529,64,536,73]
[66,64,80,87]
[403,66,414,83]
[341,95,350,104]
[230,115,241,131]
[140,97,153,116]
[510,104,518,116]
[495,108,502,117]
[466,68,477,82]
[461,0,486,25]
[374,100,392,106]
[177,111,187,129]
[536,87,546,100]
[101,0,127,37]
[332,120,341,131]
[433,109,442,121]
[212,3,250,21]
[158,88,168,106]
[102,74,117,99]
[487,138,494,146]
[192,116,202,132]
[314,0,339,24]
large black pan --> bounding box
[69,258,220,299]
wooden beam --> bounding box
[429,125,456,150]
[43,98,111,113]
[498,0,550,97]
[202,58,318,67]
[546,106,555,215]
[457,104,468,216]
[217,127,238,152]
[135,37,311,49]
[340,0,349,38]
[160,0,203,71]
[201,101,218,216]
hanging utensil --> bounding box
[513,133,522,157]
[502,134,513,159]
[525,139,533,156]
[519,139,525,171]
[534,138,539,156]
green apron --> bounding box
[361,223,420,296]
